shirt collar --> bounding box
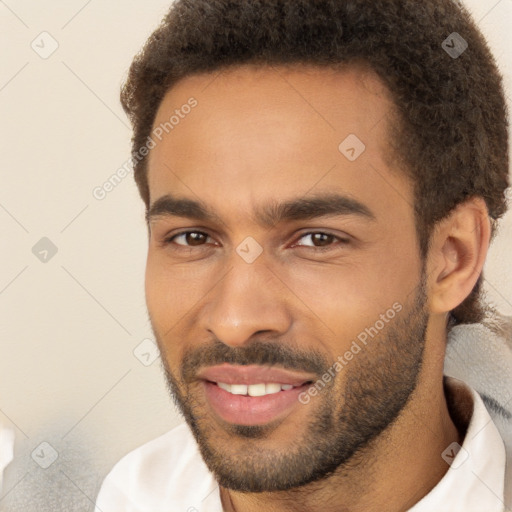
[409,376,506,512]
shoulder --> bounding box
[444,316,512,509]
[96,422,220,512]
[445,315,512,430]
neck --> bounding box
[220,358,461,512]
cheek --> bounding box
[145,252,193,369]
[279,253,416,344]
[285,267,378,343]
[145,251,167,326]
[145,249,214,332]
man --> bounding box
[96,0,512,510]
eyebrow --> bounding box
[146,193,376,227]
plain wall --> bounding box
[0,0,511,510]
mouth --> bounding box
[197,364,315,426]
[215,381,301,396]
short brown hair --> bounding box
[121,0,509,328]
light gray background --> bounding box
[0,1,511,510]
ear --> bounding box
[427,197,491,315]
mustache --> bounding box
[179,338,330,384]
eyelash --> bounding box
[162,230,350,252]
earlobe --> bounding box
[428,197,490,315]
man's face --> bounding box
[145,64,428,491]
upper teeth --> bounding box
[217,382,295,396]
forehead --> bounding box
[147,63,412,224]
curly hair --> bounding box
[121,0,509,328]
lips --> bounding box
[197,364,316,426]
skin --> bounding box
[144,63,491,512]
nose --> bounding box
[202,257,292,347]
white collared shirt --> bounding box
[96,379,507,512]
[409,379,506,512]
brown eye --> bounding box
[311,233,335,247]
[168,231,211,246]
[186,232,208,246]
[296,232,347,248]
